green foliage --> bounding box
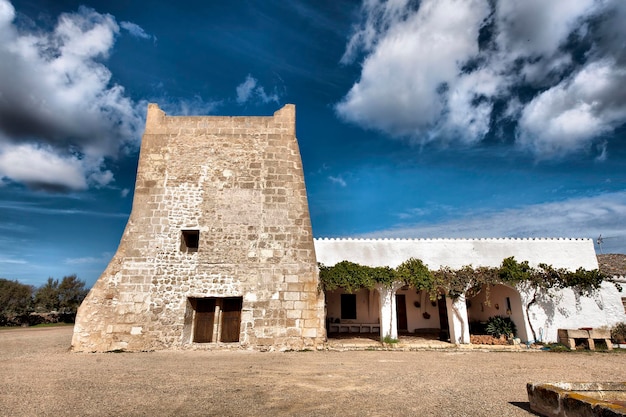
[0,278,33,322]
[485,316,517,338]
[318,261,374,293]
[34,278,60,312]
[318,256,615,304]
[369,266,398,288]
[545,343,570,352]
[396,258,432,291]
[382,335,399,344]
[498,257,532,284]
[0,275,88,326]
[611,322,626,342]
[57,274,89,314]
[33,274,89,315]
[560,267,605,296]
[318,261,398,292]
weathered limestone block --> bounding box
[72,104,326,352]
[558,328,613,351]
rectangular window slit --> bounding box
[181,230,199,252]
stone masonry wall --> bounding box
[72,104,326,352]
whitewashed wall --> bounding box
[314,238,599,270]
[314,238,626,343]
[326,288,379,324]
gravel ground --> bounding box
[1,326,625,417]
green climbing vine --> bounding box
[318,256,620,300]
[318,256,621,343]
[318,261,396,293]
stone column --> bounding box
[376,282,404,340]
[447,294,470,344]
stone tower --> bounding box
[72,104,326,352]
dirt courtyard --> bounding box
[1,327,624,416]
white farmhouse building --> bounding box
[314,238,626,344]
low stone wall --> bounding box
[557,328,613,350]
[527,382,626,417]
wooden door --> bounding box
[396,294,407,332]
[193,298,215,343]
[220,297,242,343]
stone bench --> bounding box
[557,328,613,350]
[328,323,380,334]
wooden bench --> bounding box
[558,328,613,350]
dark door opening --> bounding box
[340,294,357,320]
[438,297,450,342]
[396,294,407,333]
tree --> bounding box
[33,274,89,316]
[0,278,33,324]
[57,274,89,314]
[34,277,59,312]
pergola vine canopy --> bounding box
[318,257,619,300]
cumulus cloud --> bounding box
[235,74,280,105]
[0,143,87,190]
[0,1,145,191]
[338,0,626,159]
[338,0,490,142]
[518,60,626,157]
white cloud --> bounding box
[494,0,595,60]
[0,143,87,190]
[362,191,626,253]
[518,59,626,158]
[328,175,347,187]
[338,0,626,159]
[157,95,220,116]
[0,256,27,265]
[64,252,111,265]
[235,74,280,105]
[236,75,256,104]
[337,0,490,142]
[120,188,129,198]
[0,1,145,191]
[120,21,154,40]
[0,199,129,217]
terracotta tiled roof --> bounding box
[597,254,626,276]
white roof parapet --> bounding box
[314,237,593,242]
[313,237,597,270]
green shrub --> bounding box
[485,316,516,338]
[611,322,626,343]
[382,335,399,344]
[545,343,570,352]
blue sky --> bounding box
[1,0,626,288]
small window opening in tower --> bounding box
[181,230,200,252]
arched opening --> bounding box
[394,288,449,341]
[465,284,528,342]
